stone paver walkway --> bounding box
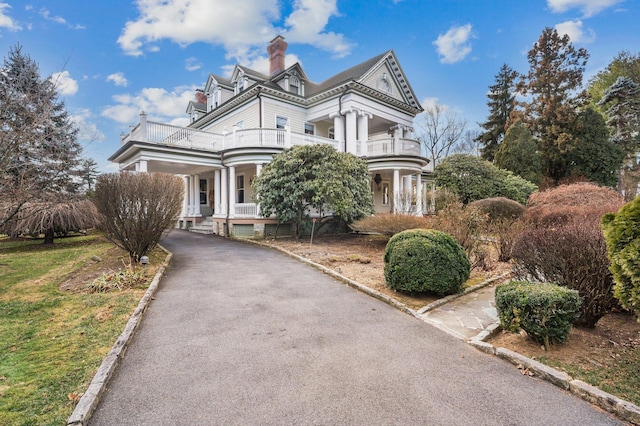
[420,284,499,340]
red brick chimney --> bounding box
[195,89,207,104]
[267,35,287,76]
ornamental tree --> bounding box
[254,144,373,239]
[0,45,84,226]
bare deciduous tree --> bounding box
[93,172,184,263]
[415,103,467,167]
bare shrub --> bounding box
[427,202,490,269]
[93,172,183,262]
[0,200,100,244]
[351,214,430,236]
[511,214,615,328]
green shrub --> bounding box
[495,281,581,349]
[383,229,470,295]
[467,197,525,222]
[602,196,640,320]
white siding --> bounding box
[361,63,405,103]
[201,101,260,133]
[262,98,308,132]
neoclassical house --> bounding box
[109,36,433,237]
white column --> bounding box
[330,113,345,151]
[221,168,228,216]
[393,125,402,154]
[183,175,189,217]
[345,109,357,155]
[136,160,148,173]
[214,169,221,215]
[357,111,371,156]
[415,173,422,215]
[255,163,263,217]
[228,166,236,218]
[393,169,400,214]
[193,174,201,216]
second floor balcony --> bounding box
[121,112,423,158]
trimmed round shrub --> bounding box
[383,229,470,295]
[495,281,581,349]
[467,197,525,222]
[602,195,640,320]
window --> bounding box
[236,120,244,129]
[236,175,245,203]
[328,127,335,140]
[199,179,207,205]
[382,183,390,206]
[276,116,288,129]
[304,122,315,135]
[289,75,300,94]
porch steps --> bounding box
[189,217,215,235]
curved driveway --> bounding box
[90,230,621,425]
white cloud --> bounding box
[39,7,85,29]
[555,20,596,43]
[421,97,449,112]
[433,24,474,64]
[283,0,354,59]
[547,0,625,17]
[106,72,129,87]
[102,85,197,125]
[0,2,21,31]
[185,57,202,72]
[71,108,106,143]
[51,71,78,96]
[117,0,352,63]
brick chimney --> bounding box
[267,35,287,76]
[195,89,207,104]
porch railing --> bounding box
[366,138,422,156]
[234,203,258,217]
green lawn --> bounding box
[0,235,150,425]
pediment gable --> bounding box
[358,51,421,110]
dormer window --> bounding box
[289,75,300,95]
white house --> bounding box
[109,36,434,238]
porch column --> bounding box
[431,181,436,213]
[255,164,262,217]
[415,173,422,215]
[193,174,201,216]
[189,175,197,216]
[330,112,345,152]
[393,169,400,214]
[136,160,148,173]
[214,169,221,215]
[220,168,228,217]
[392,125,402,154]
[183,175,189,217]
[228,166,236,218]
[345,109,357,155]
[357,111,372,156]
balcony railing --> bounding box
[120,113,421,158]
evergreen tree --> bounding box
[588,50,640,109]
[476,64,518,161]
[568,107,624,188]
[598,76,640,198]
[518,28,589,185]
[0,45,84,226]
[494,120,542,185]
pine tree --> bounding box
[588,50,640,108]
[0,45,84,226]
[494,120,542,185]
[518,28,589,185]
[598,76,640,198]
[477,64,518,161]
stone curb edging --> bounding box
[251,239,640,425]
[470,330,640,425]
[66,246,173,426]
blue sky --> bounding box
[1,0,638,172]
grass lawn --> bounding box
[0,234,156,425]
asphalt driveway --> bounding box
[89,230,621,425]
